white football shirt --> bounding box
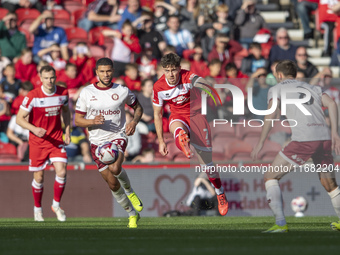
[75,83,137,145]
[268,79,331,142]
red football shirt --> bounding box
[20,86,69,147]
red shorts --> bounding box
[169,113,211,151]
[29,143,67,171]
[280,140,333,166]
[90,138,127,172]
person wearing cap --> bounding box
[29,10,69,63]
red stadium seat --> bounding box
[56,20,74,29]
[236,121,263,139]
[18,27,34,47]
[209,121,235,139]
[71,8,86,26]
[83,0,95,6]
[0,142,17,156]
[64,1,85,14]
[15,8,40,26]
[0,155,21,163]
[52,9,71,21]
[0,8,9,19]
[88,26,114,45]
[65,27,88,43]
[89,45,105,60]
[224,140,253,161]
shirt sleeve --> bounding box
[75,89,87,115]
[126,88,137,107]
[152,83,163,107]
[20,92,35,113]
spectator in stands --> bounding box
[131,148,155,163]
[153,0,178,32]
[0,12,26,61]
[234,0,267,48]
[118,0,143,31]
[121,63,141,92]
[163,15,194,57]
[296,71,306,81]
[137,78,154,130]
[136,42,157,80]
[201,27,216,61]
[30,60,49,88]
[225,62,249,94]
[245,67,270,119]
[1,0,43,12]
[124,110,142,161]
[210,4,234,38]
[1,64,20,102]
[241,42,269,76]
[317,67,340,105]
[10,81,33,115]
[266,60,279,86]
[65,126,92,163]
[136,11,166,60]
[269,28,297,67]
[102,20,142,77]
[70,42,96,82]
[14,49,37,83]
[183,46,209,77]
[78,0,121,32]
[0,83,11,141]
[221,0,243,21]
[208,33,243,76]
[295,46,319,78]
[179,0,204,36]
[294,0,319,39]
[57,63,86,98]
[206,59,223,82]
[0,48,11,81]
[30,10,69,63]
[38,43,66,77]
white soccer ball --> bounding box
[291,196,308,217]
[95,142,119,165]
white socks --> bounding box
[265,179,286,226]
[114,169,133,196]
[328,186,340,219]
[111,187,136,217]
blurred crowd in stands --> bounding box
[1,0,340,164]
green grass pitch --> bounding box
[0,216,339,255]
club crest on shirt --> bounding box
[112,94,119,100]
[22,97,29,107]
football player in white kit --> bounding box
[75,58,144,228]
[251,60,340,232]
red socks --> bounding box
[53,176,66,203]
[203,164,222,189]
[32,180,43,208]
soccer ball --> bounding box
[291,196,308,217]
[95,142,119,165]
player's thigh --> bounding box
[100,168,121,191]
[169,114,190,135]
[264,153,293,181]
[107,137,127,175]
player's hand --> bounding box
[33,127,47,138]
[159,141,168,156]
[93,114,105,125]
[332,134,340,155]
[125,121,137,136]
[64,133,71,145]
[251,142,263,161]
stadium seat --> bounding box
[56,20,74,29]
[18,27,34,47]
[71,8,86,27]
[0,8,9,19]
[64,1,85,14]
[88,26,114,45]
[83,0,96,6]
[209,121,235,139]
[89,45,105,60]
[236,121,263,139]
[0,142,17,156]
[0,155,21,163]
[65,27,88,43]
[52,9,71,21]
[224,140,253,161]
[173,154,191,163]
[15,8,40,26]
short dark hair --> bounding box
[249,42,262,50]
[275,60,297,78]
[160,53,181,68]
[40,65,56,75]
[96,58,113,69]
[141,78,153,87]
[21,81,33,91]
[125,63,138,71]
[225,62,237,72]
[167,15,179,22]
[66,63,76,70]
[208,59,221,67]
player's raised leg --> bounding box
[109,149,143,212]
[319,171,340,231]
[51,161,67,222]
[263,153,293,233]
[32,171,44,222]
[170,121,193,159]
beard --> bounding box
[99,77,112,86]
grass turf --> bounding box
[0,216,339,255]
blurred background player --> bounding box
[16,65,70,222]
[251,60,340,232]
[153,53,228,216]
[74,58,144,228]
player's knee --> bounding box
[108,164,121,175]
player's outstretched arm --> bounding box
[16,108,46,138]
[126,100,143,136]
[322,93,340,155]
[61,105,71,145]
[153,104,168,156]
[251,100,279,160]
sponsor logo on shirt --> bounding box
[90,109,121,116]
[45,106,60,116]
[90,96,98,101]
[172,95,189,104]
